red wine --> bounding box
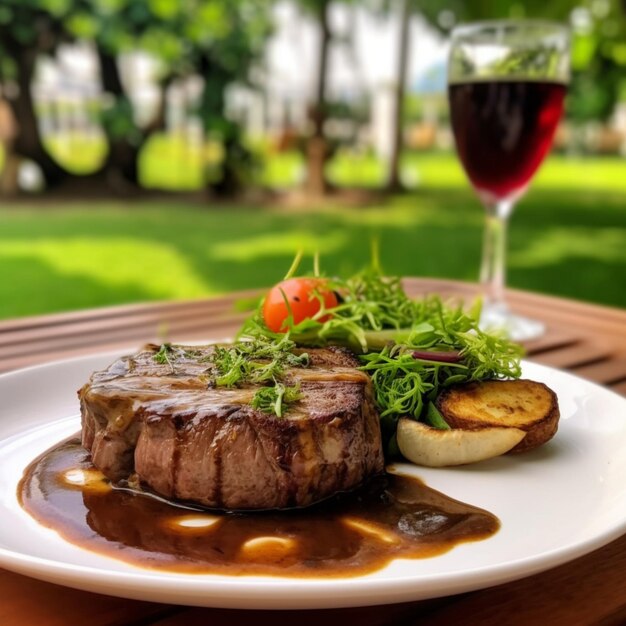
[449,80,566,200]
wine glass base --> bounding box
[479,303,545,342]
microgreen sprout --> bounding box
[252,382,303,418]
[209,335,308,417]
[153,343,175,372]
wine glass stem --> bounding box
[480,200,514,308]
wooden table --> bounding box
[1,278,625,626]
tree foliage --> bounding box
[415,0,574,29]
[0,0,270,194]
[416,0,626,124]
[567,0,626,123]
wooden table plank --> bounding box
[519,331,579,357]
[0,305,234,348]
[402,534,626,626]
[0,570,177,626]
[573,357,626,386]
[611,380,626,397]
[0,291,259,334]
[145,600,449,626]
[0,312,244,362]
[0,316,245,374]
[532,343,613,369]
[0,300,247,351]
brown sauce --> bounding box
[18,439,499,578]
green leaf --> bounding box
[252,382,302,418]
[67,12,99,39]
[148,0,180,20]
[41,0,72,17]
[0,7,13,25]
[153,343,175,372]
[571,32,597,71]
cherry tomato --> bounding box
[263,278,338,333]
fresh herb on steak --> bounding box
[153,343,175,372]
[251,382,302,418]
[208,335,309,416]
[210,335,309,387]
[153,344,202,373]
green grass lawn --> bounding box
[271,150,626,194]
[1,151,625,320]
[40,130,626,194]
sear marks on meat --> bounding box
[79,344,384,511]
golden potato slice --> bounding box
[397,419,526,467]
[436,379,559,453]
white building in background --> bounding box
[611,103,626,155]
[34,41,102,135]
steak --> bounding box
[79,344,384,510]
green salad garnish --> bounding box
[238,265,522,454]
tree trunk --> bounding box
[386,0,411,193]
[9,48,69,190]
[98,47,124,94]
[95,47,169,194]
[97,48,141,191]
[197,54,253,197]
[306,0,332,197]
[0,98,19,195]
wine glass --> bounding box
[448,20,569,340]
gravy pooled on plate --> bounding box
[19,439,499,577]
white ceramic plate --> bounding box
[0,351,625,610]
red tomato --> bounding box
[263,278,338,332]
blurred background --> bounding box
[0,0,625,320]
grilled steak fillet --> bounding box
[79,345,384,510]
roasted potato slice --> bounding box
[397,419,526,467]
[436,379,559,453]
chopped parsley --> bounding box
[251,382,303,417]
[153,343,175,372]
[210,335,308,387]
[151,338,307,417]
[210,335,308,417]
